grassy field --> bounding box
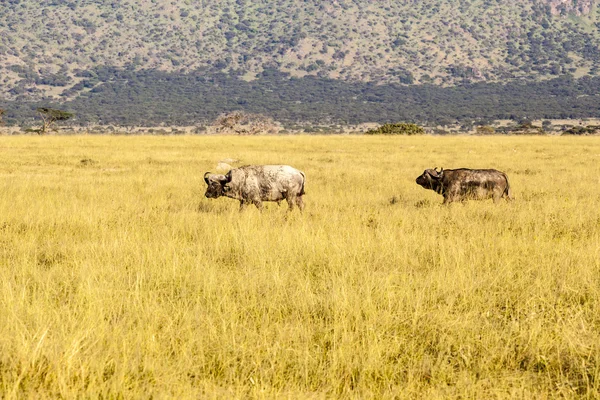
[0,135,599,398]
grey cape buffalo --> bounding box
[204,165,306,211]
[416,168,513,204]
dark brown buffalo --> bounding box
[416,168,513,204]
[204,165,305,211]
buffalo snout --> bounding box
[204,185,222,198]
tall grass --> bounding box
[0,135,599,398]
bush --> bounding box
[510,122,545,135]
[475,125,495,135]
[561,125,600,135]
[365,123,425,135]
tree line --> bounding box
[2,70,600,130]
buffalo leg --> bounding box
[443,195,457,204]
[285,193,297,212]
[252,200,264,211]
[239,200,248,212]
[295,196,305,212]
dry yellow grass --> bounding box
[0,135,599,398]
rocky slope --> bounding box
[548,0,593,15]
[0,0,599,100]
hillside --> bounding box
[3,71,600,128]
[1,0,600,102]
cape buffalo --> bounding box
[204,165,306,211]
[416,168,513,204]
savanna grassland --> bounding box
[0,135,599,398]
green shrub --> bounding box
[510,122,545,135]
[365,123,425,135]
[561,125,600,135]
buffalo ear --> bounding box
[204,172,211,185]
[219,172,232,191]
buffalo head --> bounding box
[204,172,231,198]
[416,168,444,190]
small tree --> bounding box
[213,111,279,135]
[365,122,425,135]
[510,121,545,135]
[542,120,553,131]
[35,107,74,134]
[0,109,4,126]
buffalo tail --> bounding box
[299,171,306,196]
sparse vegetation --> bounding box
[212,111,279,135]
[365,122,425,135]
[1,135,600,398]
[510,121,546,135]
[475,125,495,135]
[561,125,600,135]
